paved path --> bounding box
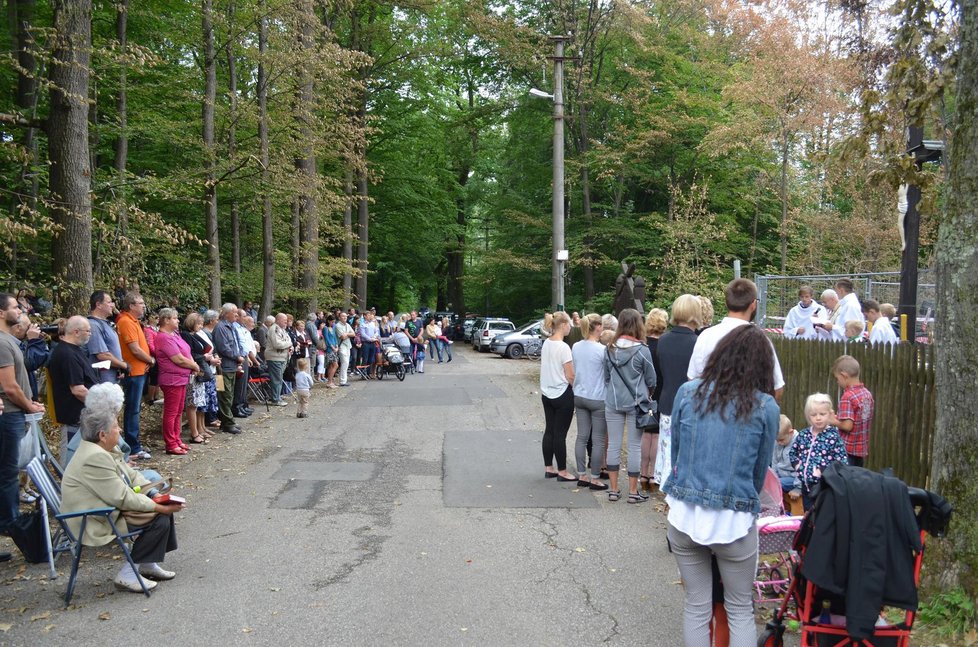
[2,347,691,646]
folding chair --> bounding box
[25,457,150,606]
[247,376,273,411]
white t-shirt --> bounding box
[687,317,785,390]
[665,495,755,545]
[540,338,573,399]
[868,318,899,345]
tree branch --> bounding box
[0,112,45,130]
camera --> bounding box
[40,325,60,336]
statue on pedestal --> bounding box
[613,261,646,317]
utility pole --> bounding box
[551,35,567,312]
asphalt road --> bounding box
[2,346,693,646]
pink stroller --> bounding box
[754,468,803,606]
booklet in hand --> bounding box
[152,493,186,505]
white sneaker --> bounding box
[138,563,176,581]
[274,400,288,407]
[114,574,158,592]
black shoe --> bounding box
[0,552,11,562]
[222,425,242,435]
[233,410,248,419]
[243,407,255,414]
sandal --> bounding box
[608,490,621,502]
[165,446,188,456]
[191,434,209,444]
[589,481,609,491]
[628,491,650,504]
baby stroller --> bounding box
[754,469,803,606]
[758,464,952,647]
[377,343,406,381]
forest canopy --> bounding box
[0,0,954,320]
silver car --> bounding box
[489,319,545,359]
[472,318,515,352]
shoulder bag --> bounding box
[608,347,658,431]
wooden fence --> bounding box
[770,338,936,488]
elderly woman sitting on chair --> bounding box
[61,404,183,592]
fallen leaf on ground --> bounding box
[574,547,586,553]
[242,627,253,633]
[42,624,55,633]
[0,623,11,632]
[30,611,50,622]
[98,612,110,621]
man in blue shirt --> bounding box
[87,291,127,384]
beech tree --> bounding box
[934,0,978,604]
[48,0,94,313]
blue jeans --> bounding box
[121,373,147,453]
[267,360,285,402]
[440,339,452,361]
[0,409,26,530]
[429,339,443,362]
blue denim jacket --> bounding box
[662,379,780,514]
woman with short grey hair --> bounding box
[62,401,183,593]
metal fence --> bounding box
[755,270,936,332]
[772,337,935,488]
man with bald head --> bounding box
[48,315,100,459]
[264,313,292,405]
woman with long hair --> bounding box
[662,324,779,647]
[603,308,657,503]
[540,311,576,481]
[571,313,608,490]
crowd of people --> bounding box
[781,279,900,345]
[537,278,877,646]
[0,289,454,578]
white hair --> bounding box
[84,383,125,416]
[821,289,838,301]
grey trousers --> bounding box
[574,396,607,477]
[667,523,759,647]
[605,406,643,476]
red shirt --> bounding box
[837,383,874,458]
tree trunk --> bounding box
[343,169,353,309]
[933,0,978,601]
[780,135,789,274]
[355,164,368,308]
[227,0,240,303]
[112,0,129,284]
[114,0,128,248]
[202,0,221,308]
[13,0,39,282]
[296,0,318,313]
[49,0,94,314]
[258,0,274,318]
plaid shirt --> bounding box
[838,384,875,457]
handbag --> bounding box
[607,347,658,431]
[121,509,157,527]
[8,508,49,563]
[215,374,225,392]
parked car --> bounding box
[490,319,545,359]
[463,317,480,342]
[471,318,515,352]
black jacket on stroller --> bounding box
[799,463,922,639]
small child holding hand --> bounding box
[295,357,313,419]
[790,393,849,511]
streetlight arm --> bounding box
[529,88,554,100]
